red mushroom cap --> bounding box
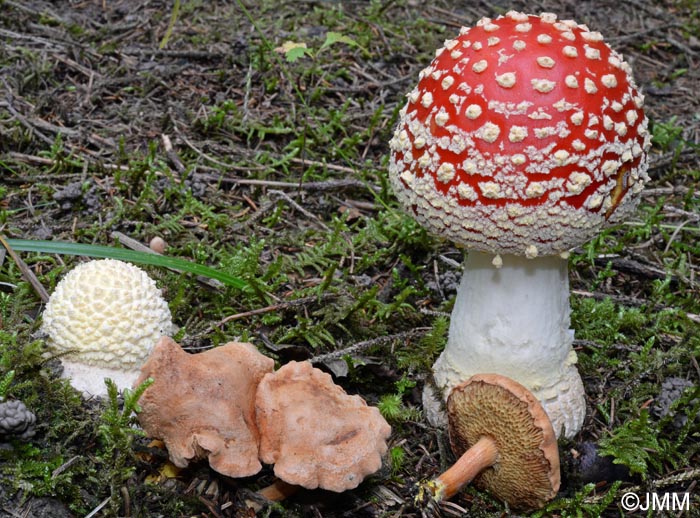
[389,11,651,257]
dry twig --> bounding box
[0,234,50,303]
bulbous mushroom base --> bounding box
[528,365,586,440]
[430,252,587,440]
[60,360,141,398]
[424,366,586,441]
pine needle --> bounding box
[159,0,181,49]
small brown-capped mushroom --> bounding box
[417,373,560,510]
[135,336,274,478]
[149,236,167,254]
[255,361,391,493]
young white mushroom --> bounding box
[388,11,651,438]
[41,259,176,397]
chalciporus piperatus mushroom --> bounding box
[41,259,176,397]
[416,373,560,510]
[389,11,651,438]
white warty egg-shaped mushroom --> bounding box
[41,259,176,397]
[389,11,651,439]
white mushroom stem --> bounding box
[60,361,143,398]
[424,436,499,502]
[432,252,586,439]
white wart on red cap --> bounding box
[389,11,651,257]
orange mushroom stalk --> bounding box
[417,374,560,510]
[423,435,499,502]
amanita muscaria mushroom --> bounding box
[135,337,275,477]
[255,361,391,493]
[417,373,560,510]
[41,259,176,397]
[389,11,651,438]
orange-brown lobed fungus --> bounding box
[255,361,392,493]
[135,337,274,477]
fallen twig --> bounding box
[0,234,50,303]
[269,189,330,231]
[161,134,186,174]
[121,47,230,60]
[84,497,110,518]
[310,328,430,364]
[6,151,129,175]
[1,99,54,146]
[215,293,337,327]
[206,175,379,192]
[590,255,670,281]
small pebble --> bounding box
[651,377,697,429]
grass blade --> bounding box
[4,239,247,289]
[159,0,181,49]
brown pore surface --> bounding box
[447,373,560,509]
